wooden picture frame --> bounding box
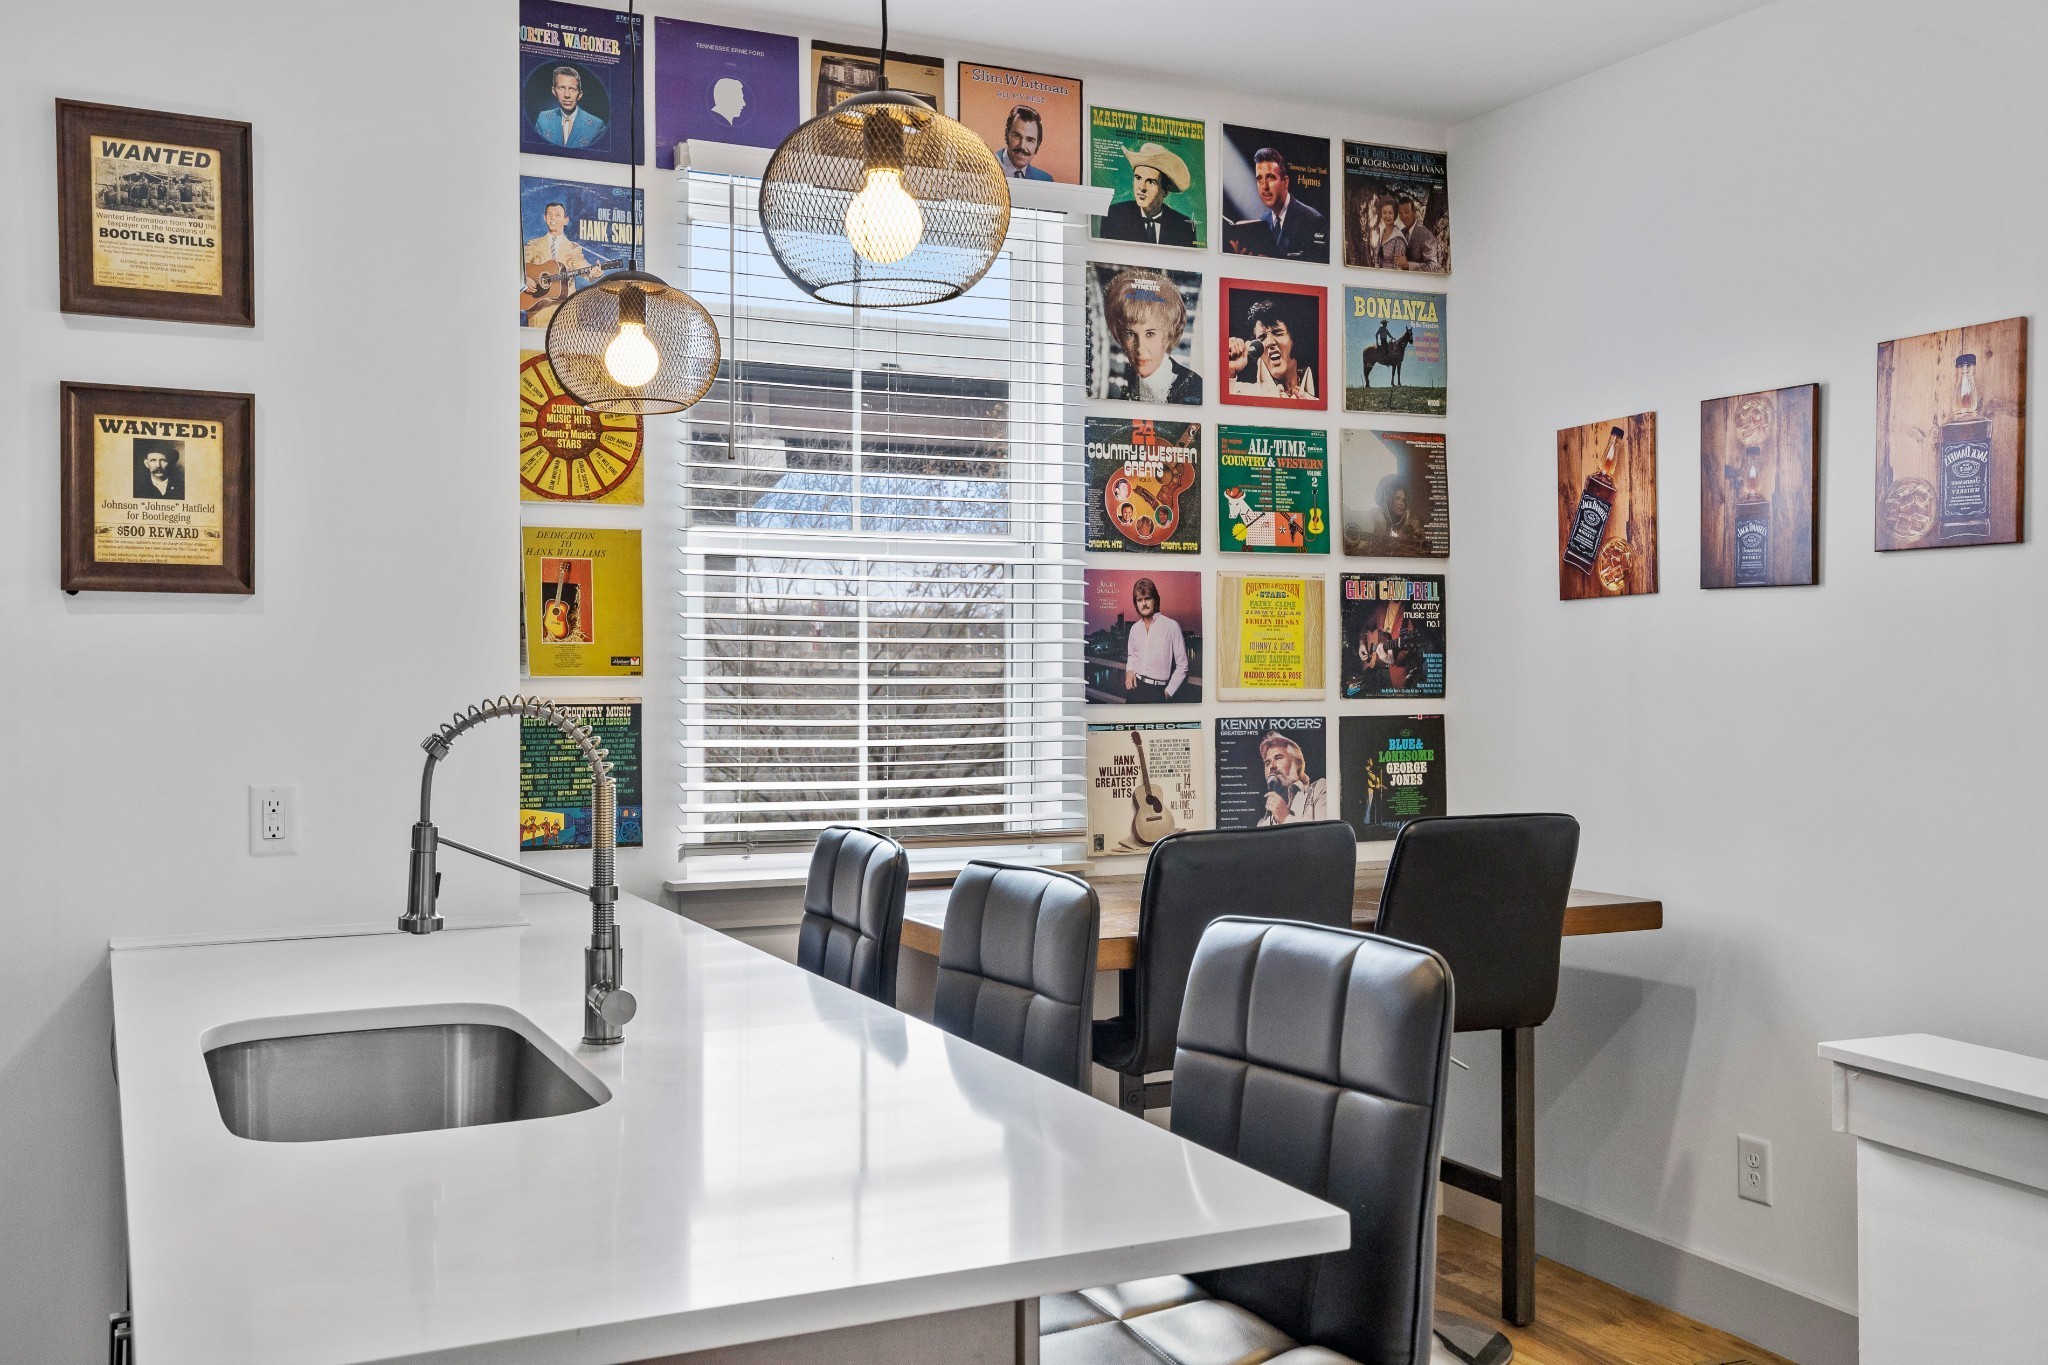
[56,99,254,326]
[61,382,255,594]
[1875,317,2027,551]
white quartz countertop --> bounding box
[111,890,1347,1365]
[1819,1033,2048,1117]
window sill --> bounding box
[663,839,1091,896]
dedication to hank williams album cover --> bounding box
[522,527,643,677]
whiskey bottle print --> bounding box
[1937,353,1992,541]
[1732,394,1773,585]
[1563,426,1624,572]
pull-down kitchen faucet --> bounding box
[399,695,637,1045]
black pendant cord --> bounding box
[627,0,641,272]
[877,0,890,91]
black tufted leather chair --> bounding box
[795,826,910,1007]
[931,862,1100,1090]
[1374,813,1579,1338]
[1043,918,1456,1365]
[1095,821,1357,1114]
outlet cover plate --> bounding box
[1737,1133,1772,1206]
[249,784,297,856]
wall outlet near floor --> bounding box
[249,784,297,856]
[1737,1134,1772,1206]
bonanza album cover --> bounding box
[1086,417,1200,553]
[1343,287,1447,415]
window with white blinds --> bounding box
[676,170,1084,849]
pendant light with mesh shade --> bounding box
[544,0,719,415]
[759,0,1011,308]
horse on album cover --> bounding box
[1359,326,1415,390]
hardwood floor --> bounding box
[1434,1218,1798,1365]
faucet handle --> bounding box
[588,984,637,1028]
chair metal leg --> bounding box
[1433,1310,1513,1364]
[1499,1027,1536,1326]
[1116,1073,1174,1115]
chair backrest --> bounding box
[1373,813,1580,1033]
[796,826,910,1006]
[932,862,1100,1090]
[1123,821,1356,1076]
[1174,917,1453,1365]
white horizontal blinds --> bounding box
[677,170,1084,848]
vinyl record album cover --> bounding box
[1215,716,1328,829]
[1340,574,1444,699]
[1087,721,1206,855]
[1339,714,1445,843]
[1086,417,1200,553]
[654,18,799,163]
[522,526,643,676]
[521,699,643,848]
[519,0,642,164]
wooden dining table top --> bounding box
[900,866,1661,972]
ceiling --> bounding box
[719,0,1776,125]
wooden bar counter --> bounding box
[902,866,1661,971]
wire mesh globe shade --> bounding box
[544,270,720,415]
[759,91,1012,308]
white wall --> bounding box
[1446,0,2048,1332]
[0,2,513,1358]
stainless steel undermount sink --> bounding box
[202,1004,609,1143]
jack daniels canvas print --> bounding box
[1700,384,1818,587]
[1874,317,2027,552]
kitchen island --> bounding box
[109,889,1346,1365]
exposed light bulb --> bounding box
[603,320,660,388]
[844,167,923,264]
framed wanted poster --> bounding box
[61,382,255,594]
[56,100,255,326]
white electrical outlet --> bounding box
[1737,1134,1772,1206]
[249,785,297,856]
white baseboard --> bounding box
[1438,1185,1856,1365]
